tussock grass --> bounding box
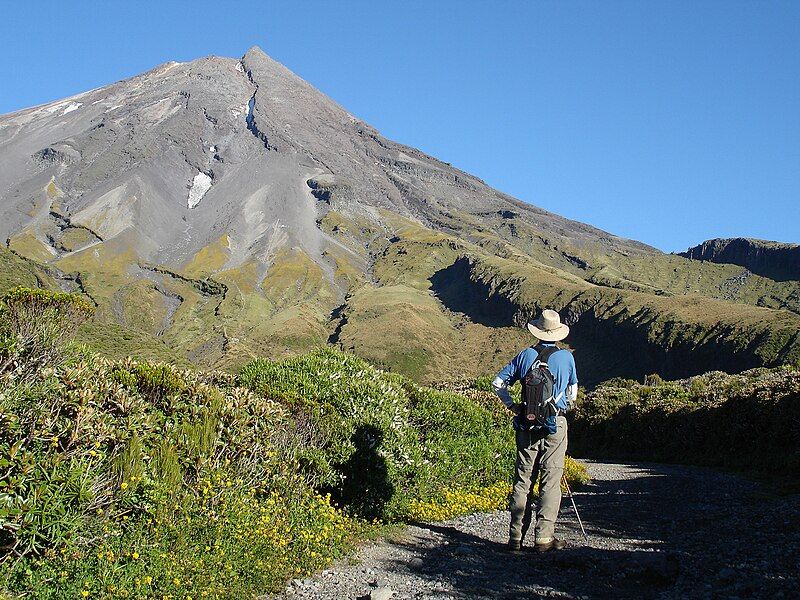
[0,248,58,295]
[6,231,56,264]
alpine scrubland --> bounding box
[0,287,586,599]
[0,268,796,599]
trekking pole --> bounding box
[562,474,589,544]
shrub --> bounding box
[0,304,589,598]
[239,348,423,519]
[570,366,800,475]
[643,373,663,386]
[407,386,512,503]
[0,352,369,598]
[471,374,494,392]
[0,287,94,381]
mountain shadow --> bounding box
[429,257,517,327]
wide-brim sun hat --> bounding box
[527,309,570,342]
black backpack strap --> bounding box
[534,343,559,365]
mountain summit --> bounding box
[0,46,646,282]
[1,48,798,381]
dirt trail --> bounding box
[275,461,800,599]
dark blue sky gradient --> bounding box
[1,1,797,251]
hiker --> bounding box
[492,309,578,553]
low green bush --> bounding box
[0,286,94,381]
[237,349,565,521]
[239,349,424,519]
[571,365,800,475]
[0,350,368,598]
[407,386,512,501]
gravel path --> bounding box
[275,461,800,599]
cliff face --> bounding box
[679,238,800,282]
[429,255,800,387]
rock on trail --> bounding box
[274,461,800,599]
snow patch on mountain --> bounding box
[188,172,213,209]
[62,102,82,115]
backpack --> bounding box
[517,344,561,435]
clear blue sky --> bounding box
[2,1,798,252]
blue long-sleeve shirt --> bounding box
[492,343,578,411]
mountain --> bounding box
[679,238,800,282]
[2,46,799,384]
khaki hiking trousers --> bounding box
[509,415,568,544]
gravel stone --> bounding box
[369,587,396,600]
[272,461,800,599]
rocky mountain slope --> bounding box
[1,46,799,383]
[680,237,800,282]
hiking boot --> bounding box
[534,538,567,553]
[507,539,522,552]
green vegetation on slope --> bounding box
[5,200,798,389]
[0,248,58,293]
[0,287,588,599]
[75,321,193,367]
[1,248,194,367]
[587,253,800,314]
[458,213,800,314]
[460,253,800,385]
[327,210,800,386]
[331,214,532,382]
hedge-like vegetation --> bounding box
[569,367,800,475]
[0,287,588,599]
